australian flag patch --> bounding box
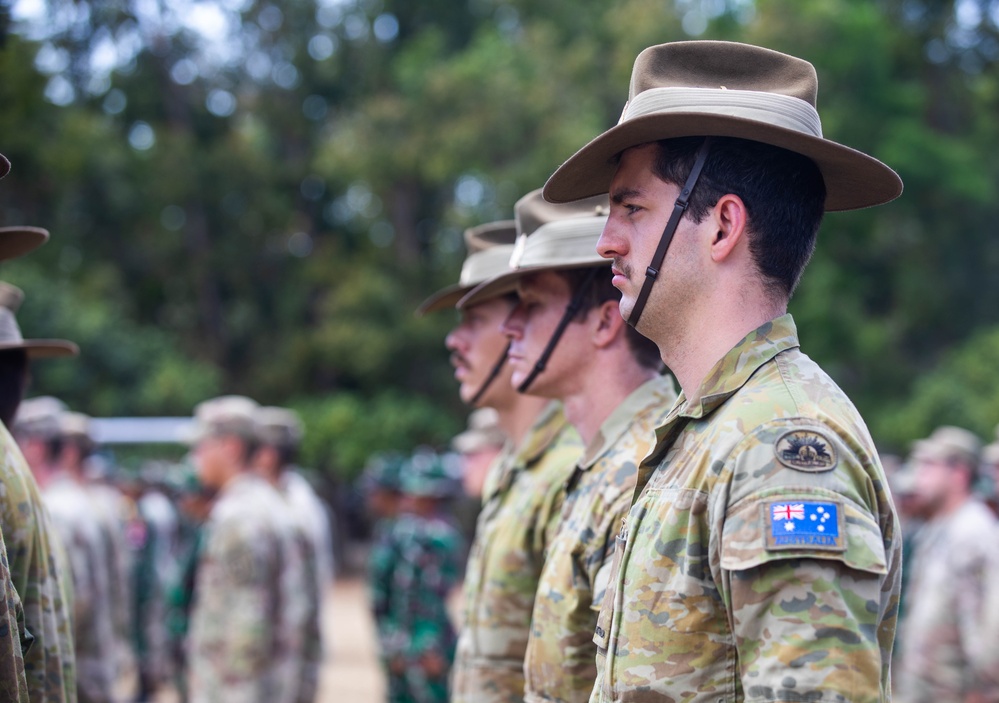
[765,500,845,552]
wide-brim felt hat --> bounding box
[458,190,609,309]
[0,282,78,358]
[416,220,517,315]
[544,41,902,212]
[0,227,49,262]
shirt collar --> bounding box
[677,314,800,421]
[579,375,677,469]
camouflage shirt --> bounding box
[452,402,583,703]
[591,315,902,703]
[524,376,676,703]
[188,473,305,703]
[0,423,75,702]
[0,524,29,703]
[895,498,999,702]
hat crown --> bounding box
[630,41,817,107]
[509,189,609,270]
[14,395,67,438]
[463,220,516,253]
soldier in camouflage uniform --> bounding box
[186,395,307,703]
[542,41,904,701]
[253,405,328,703]
[382,449,464,703]
[461,189,676,703]
[0,223,79,701]
[419,219,582,702]
[19,397,117,703]
[362,451,407,703]
[895,427,999,702]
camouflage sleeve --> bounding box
[0,531,29,703]
[716,421,895,702]
[590,490,633,612]
[407,526,463,657]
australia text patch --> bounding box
[775,430,837,472]
[765,500,845,552]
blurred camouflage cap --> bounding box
[452,407,506,454]
[416,220,518,315]
[188,395,259,443]
[982,442,999,466]
[254,406,304,448]
[911,425,982,468]
[0,282,79,358]
[13,395,68,439]
[361,451,407,492]
[400,448,461,498]
[58,411,92,442]
[458,189,609,308]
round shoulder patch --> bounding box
[774,429,837,472]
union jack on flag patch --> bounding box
[772,503,805,521]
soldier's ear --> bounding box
[592,299,625,349]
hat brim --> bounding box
[458,259,612,310]
[0,340,79,358]
[416,284,470,317]
[543,113,902,212]
[0,155,9,181]
[0,227,49,262]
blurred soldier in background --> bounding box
[981,437,999,516]
[419,219,582,703]
[362,451,407,703]
[0,235,79,701]
[60,410,137,696]
[254,405,329,703]
[18,396,118,703]
[460,189,675,702]
[185,395,307,703]
[895,426,999,702]
[165,465,215,703]
[451,407,505,501]
[381,449,464,703]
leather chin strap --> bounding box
[516,266,601,394]
[627,137,714,329]
[467,341,511,407]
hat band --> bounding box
[622,87,823,139]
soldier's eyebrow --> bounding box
[610,187,643,205]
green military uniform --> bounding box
[451,402,582,702]
[380,451,465,703]
[523,376,675,703]
[590,317,902,702]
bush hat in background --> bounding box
[13,396,68,440]
[458,189,609,309]
[543,40,902,211]
[911,425,982,469]
[254,405,304,450]
[416,220,518,315]
[0,227,49,262]
[0,282,79,358]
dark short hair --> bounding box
[0,349,29,429]
[653,136,826,299]
[559,266,663,370]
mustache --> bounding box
[614,257,633,278]
[450,352,470,369]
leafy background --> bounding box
[1,0,999,482]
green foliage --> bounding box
[0,0,998,473]
[295,390,461,482]
[875,326,999,449]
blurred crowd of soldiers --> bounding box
[0,155,336,701]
